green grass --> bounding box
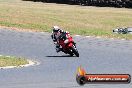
[0,0,132,39]
[0,56,28,67]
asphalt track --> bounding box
[0,28,132,88]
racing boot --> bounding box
[56,45,61,53]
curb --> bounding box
[74,34,127,41]
[0,55,40,69]
[0,27,128,41]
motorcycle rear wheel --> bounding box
[71,46,79,57]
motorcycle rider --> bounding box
[51,26,71,52]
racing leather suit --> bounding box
[51,30,70,52]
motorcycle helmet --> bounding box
[53,26,60,33]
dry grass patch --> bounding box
[0,0,132,39]
[0,55,28,67]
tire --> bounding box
[70,53,74,56]
[122,29,128,34]
[71,45,79,57]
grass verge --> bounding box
[0,55,28,67]
[0,0,132,39]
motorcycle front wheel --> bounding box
[71,45,79,57]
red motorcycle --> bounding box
[57,34,79,57]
